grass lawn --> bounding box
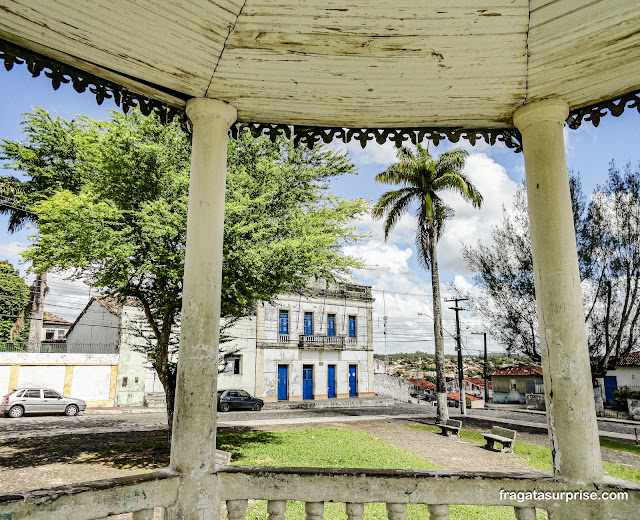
[218,427,546,520]
[405,424,640,483]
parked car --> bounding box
[2,388,87,418]
[217,389,263,412]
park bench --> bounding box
[482,426,517,453]
[435,419,462,438]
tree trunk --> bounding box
[430,231,448,422]
[27,273,47,352]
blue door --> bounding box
[348,364,357,397]
[304,312,313,335]
[303,365,314,400]
[327,314,336,336]
[277,365,288,401]
[327,365,336,398]
[604,376,617,407]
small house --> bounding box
[488,365,543,404]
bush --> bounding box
[613,387,640,409]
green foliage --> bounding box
[8,107,366,435]
[0,108,98,231]
[613,387,640,409]
[0,260,29,344]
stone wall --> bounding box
[526,393,546,410]
[628,399,640,421]
[374,373,413,402]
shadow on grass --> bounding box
[216,427,280,463]
[0,426,278,470]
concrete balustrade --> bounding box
[267,499,287,520]
[132,509,155,520]
[2,466,640,519]
[346,502,364,520]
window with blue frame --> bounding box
[279,310,289,335]
[348,315,357,338]
[327,313,336,336]
[304,312,314,335]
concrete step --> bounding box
[145,392,167,408]
[264,396,394,410]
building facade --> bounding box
[253,282,374,402]
[489,365,543,404]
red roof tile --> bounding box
[96,296,142,316]
[464,376,492,389]
[409,378,436,389]
[43,312,71,325]
[488,365,543,377]
[447,392,482,401]
[618,352,640,367]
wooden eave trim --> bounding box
[1,36,639,152]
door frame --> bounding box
[348,364,358,397]
[303,364,314,400]
[277,364,289,401]
[327,364,337,399]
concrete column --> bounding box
[167,98,237,519]
[513,99,602,483]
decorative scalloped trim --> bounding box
[3,37,638,152]
[0,38,191,132]
[566,89,640,129]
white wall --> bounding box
[263,294,372,347]
[0,353,118,405]
[71,365,113,400]
[18,365,66,394]
[261,348,371,400]
[0,365,10,395]
[115,306,149,406]
[218,316,257,395]
[605,366,640,388]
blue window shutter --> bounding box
[348,315,356,338]
[279,310,289,334]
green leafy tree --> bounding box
[372,145,483,422]
[0,109,96,350]
[460,165,640,379]
[19,109,367,440]
[0,260,30,346]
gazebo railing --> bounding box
[2,466,639,520]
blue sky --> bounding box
[1,65,640,356]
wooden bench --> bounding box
[482,426,517,453]
[435,419,462,438]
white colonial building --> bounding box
[251,281,374,402]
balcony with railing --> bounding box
[298,333,347,349]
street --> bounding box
[1,402,638,441]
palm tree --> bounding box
[372,145,483,422]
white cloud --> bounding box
[329,140,399,167]
[356,212,418,245]
[0,240,27,266]
[435,153,519,274]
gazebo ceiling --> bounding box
[0,0,639,139]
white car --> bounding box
[2,388,87,418]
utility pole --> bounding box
[472,331,489,403]
[446,297,467,414]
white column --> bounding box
[513,99,602,483]
[168,98,237,519]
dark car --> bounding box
[217,389,263,412]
